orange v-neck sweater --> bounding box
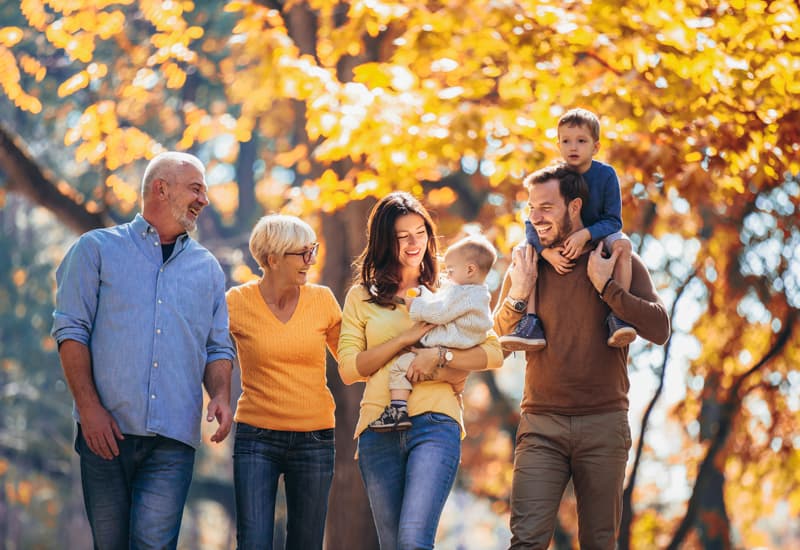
[226,281,342,431]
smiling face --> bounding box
[527,178,579,247]
[558,123,599,174]
[394,213,429,271]
[277,241,318,286]
[162,163,209,234]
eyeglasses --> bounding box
[284,242,319,263]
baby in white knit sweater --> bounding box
[369,235,497,432]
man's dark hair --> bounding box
[523,162,589,209]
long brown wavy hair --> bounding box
[353,192,439,308]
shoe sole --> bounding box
[500,336,546,352]
[607,327,637,347]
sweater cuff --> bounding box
[600,277,614,298]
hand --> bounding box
[401,321,434,347]
[79,403,124,460]
[541,247,575,275]
[406,347,439,382]
[562,229,591,259]
[206,397,233,443]
[508,244,538,300]
[587,242,620,292]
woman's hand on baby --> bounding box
[406,347,439,382]
[400,321,433,347]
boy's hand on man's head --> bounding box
[541,247,574,275]
[562,228,592,259]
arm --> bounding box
[203,359,233,443]
[52,237,123,460]
[407,333,504,382]
[493,244,537,337]
[337,286,432,384]
[585,167,623,241]
[204,268,236,443]
[409,286,481,325]
[59,339,123,460]
[325,288,342,362]
[587,244,670,344]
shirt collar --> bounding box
[132,213,190,244]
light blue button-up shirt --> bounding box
[52,214,235,448]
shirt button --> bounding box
[159,268,164,273]
[156,329,161,334]
[153,361,158,368]
[151,394,156,399]
[154,242,159,246]
[157,299,162,304]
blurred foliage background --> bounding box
[0,0,799,548]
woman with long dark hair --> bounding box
[338,192,503,549]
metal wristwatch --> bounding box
[504,296,527,312]
[437,346,454,368]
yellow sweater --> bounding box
[338,284,504,439]
[227,281,342,431]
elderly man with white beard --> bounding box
[52,151,235,549]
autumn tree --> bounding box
[1,0,799,548]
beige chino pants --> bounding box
[509,411,632,550]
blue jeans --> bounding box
[233,422,335,550]
[74,423,196,550]
[358,412,461,550]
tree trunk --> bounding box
[322,200,380,550]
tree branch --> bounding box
[0,123,108,234]
[618,265,697,550]
[666,308,797,549]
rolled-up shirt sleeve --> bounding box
[337,286,368,385]
[478,332,504,370]
[205,265,235,363]
[51,236,100,346]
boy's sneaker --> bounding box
[368,404,412,432]
[500,314,546,352]
[606,313,637,347]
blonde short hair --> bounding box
[249,214,316,269]
[446,235,497,277]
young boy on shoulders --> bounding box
[500,108,636,351]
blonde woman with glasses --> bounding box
[226,214,342,550]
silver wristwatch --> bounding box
[504,296,527,312]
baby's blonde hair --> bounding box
[446,235,497,277]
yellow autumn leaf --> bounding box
[684,151,703,163]
[57,71,89,97]
[0,27,23,47]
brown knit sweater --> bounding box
[494,251,670,415]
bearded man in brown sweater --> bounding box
[494,162,670,549]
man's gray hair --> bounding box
[141,152,205,196]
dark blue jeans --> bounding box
[233,422,335,550]
[74,424,196,550]
[358,412,461,550]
